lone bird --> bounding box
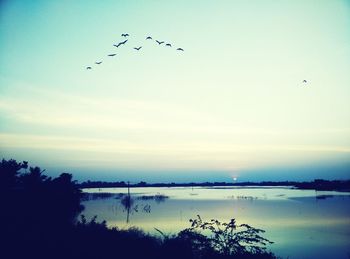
[165,43,172,47]
[134,46,142,50]
[177,48,184,51]
[115,39,128,47]
[302,80,307,83]
[156,40,164,45]
[108,54,116,56]
[95,61,102,64]
[121,33,129,37]
[146,36,152,40]
[86,66,92,70]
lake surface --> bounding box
[82,186,350,259]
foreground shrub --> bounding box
[186,215,274,257]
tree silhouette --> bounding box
[0,158,27,190]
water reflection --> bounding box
[120,195,133,223]
[115,189,169,223]
[81,187,350,258]
[316,194,334,200]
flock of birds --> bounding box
[85,33,308,85]
[86,33,184,70]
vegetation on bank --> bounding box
[0,158,279,259]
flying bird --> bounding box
[302,80,307,83]
[177,48,184,51]
[108,54,116,56]
[121,33,129,37]
[114,39,128,47]
[146,36,152,40]
[95,61,102,64]
[156,40,164,45]
[86,66,92,70]
[134,46,142,50]
[165,43,172,47]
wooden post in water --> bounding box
[127,181,130,197]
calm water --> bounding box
[82,186,350,259]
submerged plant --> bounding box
[137,193,169,203]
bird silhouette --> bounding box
[115,39,128,47]
[165,43,172,47]
[146,36,152,40]
[303,80,307,83]
[121,33,129,37]
[95,61,102,64]
[86,66,92,70]
[156,40,164,45]
[177,48,184,51]
[134,47,142,50]
[108,54,116,56]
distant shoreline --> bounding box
[78,179,350,192]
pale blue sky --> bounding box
[0,0,349,182]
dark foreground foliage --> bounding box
[0,159,277,259]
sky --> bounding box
[0,0,350,182]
